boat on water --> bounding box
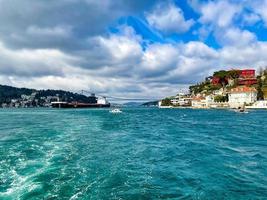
[51,94,110,108]
[235,108,248,113]
[109,108,122,113]
[234,104,248,113]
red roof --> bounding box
[192,96,205,101]
[230,86,257,93]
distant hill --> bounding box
[0,85,36,104]
[142,101,159,107]
[0,84,91,105]
[123,102,143,107]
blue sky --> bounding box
[0,0,267,99]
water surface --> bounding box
[0,108,266,199]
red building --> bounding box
[238,69,257,85]
[239,69,255,78]
[211,77,220,85]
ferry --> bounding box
[51,94,110,108]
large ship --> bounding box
[51,93,110,108]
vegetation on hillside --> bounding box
[190,68,267,97]
[189,81,220,95]
[0,85,35,103]
[214,95,228,102]
[160,98,172,106]
[0,85,91,104]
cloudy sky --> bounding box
[0,0,267,100]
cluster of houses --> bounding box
[159,69,267,109]
[1,93,59,108]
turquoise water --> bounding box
[0,108,266,200]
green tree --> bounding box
[214,95,228,102]
[228,69,240,79]
[161,98,172,106]
[213,70,228,88]
[257,77,264,100]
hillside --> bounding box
[189,69,267,99]
[0,84,92,107]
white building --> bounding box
[170,97,179,105]
[205,95,214,107]
[191,96,207,108]
[213,88,225,96]
[170,94,192,106]
[228,86,257,108]
[246,100,267,109]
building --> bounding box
[191,96,207,108]
[238,69,257,85]
[205,95,214,107]
[228,86,257,108]
[213,88,225,96]
[246,100,267,109]
[170,94,192,107]
[170,97,180,106]
[211,69,257,86]
[178,97,192,106]
[240,69,255,78]
[211,77,220,85]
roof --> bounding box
[230,86,257,93]
[192,96,205,101]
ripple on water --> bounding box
[0,108,267,199]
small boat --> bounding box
[237,109,248,113]
[109,108,122,113]
[234,105,248,113]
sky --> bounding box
[0,0,267,100]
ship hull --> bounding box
[51,102,110,108]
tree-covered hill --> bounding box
[0,85,35,103]
[0,84,91,104]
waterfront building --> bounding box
[170,94,192,107]
[191,96,207,108]
[205,95,214,107]
[228,86,257,108]
[170,97,179,106]
[178,97,192,106]
[246,100,267,109]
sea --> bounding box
[0,108,266,200]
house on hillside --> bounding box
[228,86,257,108]
[238,69,258,85]
[211,69,258,87]
[211,77,220,85]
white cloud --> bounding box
[1,1,267,99]
[199,1,241,28]
[0,41,77,77]
[146,2,194,34]
[252,0,267,26]
[220,42,267,68]
[217,28,257,47]
[140,43,179,77]
[2,26,267,99]
[242,13,261,25]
